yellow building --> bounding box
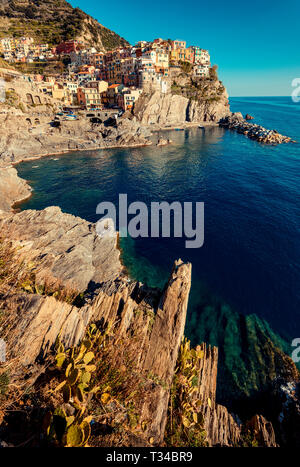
[171,40,186,50]
[170,46,194,64]
[77,81,108,108]
[155,49,169,68]
[52,83,65,101]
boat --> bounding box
[64,114,77,121]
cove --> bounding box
[16,97,300,410]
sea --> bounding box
[16,97,300,409]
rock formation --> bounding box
[0,206,122,289]
[220,113,295,144]
[0,166,31,212]
[134,73,230,126]
[0,195,278,447]
[0,112,152,167]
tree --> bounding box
[209,65,218,81]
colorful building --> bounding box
[117,88,142,110]
[56,40,81,55]
[171,40,186,50]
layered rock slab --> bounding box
[0,206,122,290]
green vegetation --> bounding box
[14,60,67,75]
[0,0,129,49]
[165,338,208,447]
[179,60,193,74]
[0,240,210,447]
[45,324,106,447]
[0,56,14,70]
[0,371,9,396]
[171,72,224,104]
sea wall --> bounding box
[220,113,295,144]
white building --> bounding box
[193,64,210,78]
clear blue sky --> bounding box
[69,0,300,96]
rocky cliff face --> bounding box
[0,195,278,447]
[0,206,123,288]
[0,166,31,211]
[0,111,152,167]
[134,73,230,126]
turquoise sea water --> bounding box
[16,97,300,408]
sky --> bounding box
[69,0,300,96]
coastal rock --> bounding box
[0,206,122,290]
[244,415,277,446]
[0,114,152,167]
[219,113,294,144]
[1,254,192,445]
[134,76,231,126]
[0,244,275,446]
[134,90,230,126]
[0,203,279,447]
[245,114,254,120]
[187,96,230,123]
[135,91,189,125]
[156,138,170,146]
[0,166,31,212]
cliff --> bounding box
[0,0,129,50]
[0,112,152,167]
[134,71,230,126]
[0,184,279,446]
[0,166,31,211]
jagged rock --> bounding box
[0,115,152,167]
[245,114,254,120]
[134,88,230,126]
[193,343,241,446]
[244,415,277,447]
[0,204,279,447]
[268,380,300,447]
[0,167,31,212]
[156,138,170,146]
[0,206,122,290]
[1,253,192,445]
[219,113,294,145]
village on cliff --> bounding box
[0,36,211,111]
